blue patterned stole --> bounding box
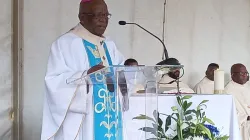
[82,40,123,140]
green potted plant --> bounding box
[133,95,229,140]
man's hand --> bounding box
[87,62,105,74]
[86,63,104,94]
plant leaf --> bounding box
[139,127,156,133]
[159,113,168,116]
[186,115,193,121]
[183,101,188,111]
[204,117,215,125]
[197,105,200,110]
[186,102,192,110]
[171,116,178,122]
[185,109,196,115]
[197,124,212,139]
[152,124,164,137]
[158,117,163,127]
[202,112,205,117]
[177,96,181,105]
[133,114,156,122]
[151,124,158,137]
[153,110,158,121]
[199,104,207,109]
[171,106,178,111]
[182,95,192,100]
[152,123,158,129]
[165,115,171,132]
[199,100,209,105]
[218,136,230,140]
[146,138,158,140]
[196,109,201,118]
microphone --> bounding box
[118,21,169,64]
[118,21,127,25]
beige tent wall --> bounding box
[132,0,165,64]
[164,0,250,87]
[0,0,12,139]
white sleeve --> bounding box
[114,47,125,65]
[45,40,89,121]
[233,98,248,126]
[110,41,125,65]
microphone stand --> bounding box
[119,21,169,62]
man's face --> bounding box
[80,3,109,36]
[232,66,249,85]
[168,69,180,80]
[128,62,138,66]
[206,66,218,81]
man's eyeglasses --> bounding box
[233,72,249,76]
[82,13,112,19]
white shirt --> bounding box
[159,75,195,94]
[193,77,214,94]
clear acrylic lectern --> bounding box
[66,65,183,140]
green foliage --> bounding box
[133,95,229,140]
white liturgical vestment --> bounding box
[225,81,250,140]
[159,75,194,94]
[41,23,124,140]
[193,77,214,94]
[246,81,250,90]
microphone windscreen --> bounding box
[157,58,180,65]
[118,21,126,25]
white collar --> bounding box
[203,77,214,83]
[70,23,105,45]
[230,80,246,88]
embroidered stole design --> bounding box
[82,40,123,140]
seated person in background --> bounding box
[123,58,144,93]
[225,63,250,140]
[193,63,219,94]
[124,58,138,66]
[158,58,194,94]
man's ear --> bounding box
[78,14,81,21]
[78,14,83,22]
[79,14,87,23]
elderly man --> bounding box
[158,58,194,94]
[225,63,250,140]
[41,0,125,140]
[193,63,219,94]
